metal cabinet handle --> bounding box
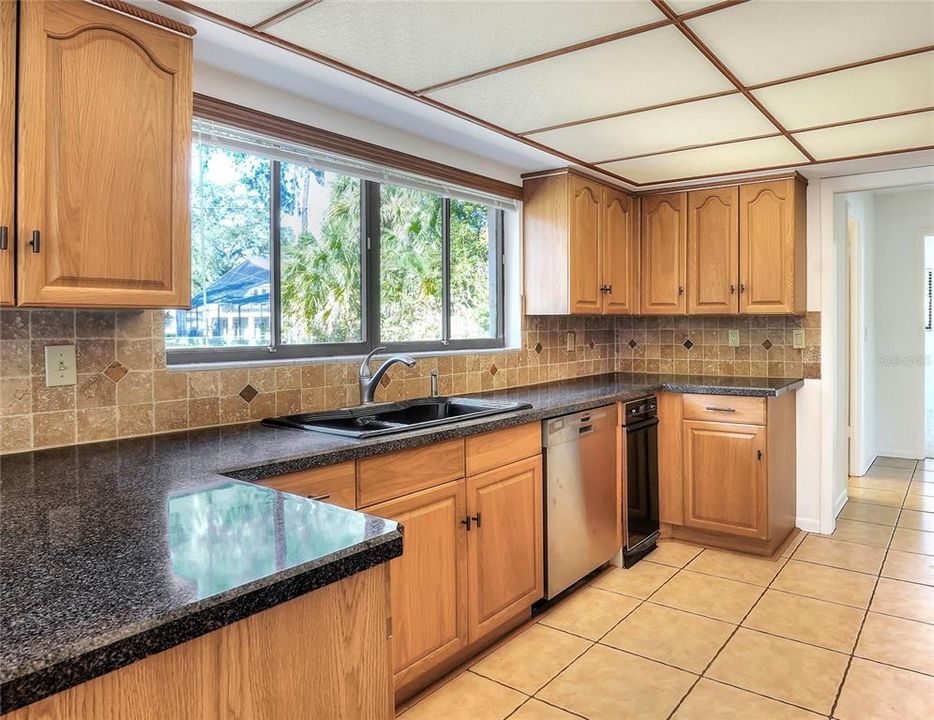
[29,230,40,253]
[471,513,482,529]
[461,516,472,531]
[307,493,331,501]
[678,286,684,295]
[729,284,736,294]
[757,450,763,461]
[0,226,7,251]
[705,406,736,413]
[740,283,746,294]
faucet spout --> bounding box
[358,349,417,405]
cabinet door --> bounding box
[641,193,686,315]
[687,187,738,315]
[739,179,804,314]
[0,0,14,306]
[466,455,543,643]
[602,187,639,315]
[362,481,468,690]
[568,174,602,314]
[17,1,191,308]
[683,420,768,539]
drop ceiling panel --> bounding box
[265,0,666,91]
[794,111,934,161]
[753,52,934,131]
[599,136,808,184]
[688,1,934,85]
[427,27,734,132]
[528,94,777,162]
[191,0,298,27]
[664,0,727,13]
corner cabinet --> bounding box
[523,169,639,315]
[640,192,686,315]
[0,0,14,306]
[16,0,193,308]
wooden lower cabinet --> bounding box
[682,420,768,539]
[466,455,543,643]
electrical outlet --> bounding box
[566,331,576,352]
[728,329,740,347]
[792,328,806,349]
[45,344,77,387]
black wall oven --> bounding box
[623,396,660,567]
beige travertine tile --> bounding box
[672,678,824,720]
[536,644,695,720]
[590,562,675,600]
[0,415,31,452]
[856,612,934,675]
[915,468,934,482]
[771,559,875,608]
[538,587,640,641]
[845,486,906,508]
[871,577,934,624]
[838,501,900,526]
[650,570,764,623]
[830,518,894,547]
[602,602,734,673]
[890,527,934,555]
[847,475,910,493]
[645,541,703,568]
[154,400,188,432]
[864,464,914,481]
[117,403,154,437]
[742,589,864,653]
[75,407,117,443]
[507,699,579,720]
[791,535,885,574]
[398,671,525,720]
[0,377,31,416]
[834,657,934,720]
[32,410,75,447]
[706,628,848,714]
[908,480,934,497]
[153,370,189,401]
[471,624,590,695]
[872,456,918,470]
[116,371,153,406]
[899,509,934,532]
[685,549,785,586]
[882,549,934,585]
[780,530,807,558]
[904,494,934,513]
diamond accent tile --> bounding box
[379,374,392,387]
[683,339,694,350]
[238,384,258,403]
[762,339,773,350]
[489,364,498,376]
[534,342,543,354]
[628,339,638,349]
[588,338,596,350]
[103,361,128,383]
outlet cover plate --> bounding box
[728,330,740,347]
[44,344,77,387]
[792,328,806,349]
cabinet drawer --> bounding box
[682,394,765,425]
[466,422,541,476]
[257,461,356,508]
[357,438,465,506]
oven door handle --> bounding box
[624,417,659,433]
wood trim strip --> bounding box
[593,131,783,165]
[252,0,324,31]
[89,0,196,36]
[789,105,934,134]
[192,93,525,200]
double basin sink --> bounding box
[263,396,532,438]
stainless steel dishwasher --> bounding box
[543,405,619,599]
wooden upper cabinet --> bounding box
[602,187,639,314]
[17,1,192,308]
[0,0,14,306]
[687,187,738,315]
[568,174,602,314]
[739,177,807,314]
[641,192,686,315]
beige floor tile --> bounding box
[471,624,590,695]
[602,603,734,673]
[590,561,675,600]
[672,678,825,720]
[838,501,900,526]
[855,612,934,675]
[646,541,703,568]
[507,699,580,720]
[834,657,934,720]
[890,527,934,555]
[771,559,876,609]
[650,570,764,623]
[536,644,695,720]
[538,586,640,641]
[847,475,910,493]
[903,493,934,512]
[921,458,934,470]
[864,464,914,480]
[871,577,934,624]
[898,509,934,532]
[791,535,885,574]
[908,480,934,496]
[780,530,807,558]
[830,518,893,547]
[872,456,918,470]
[882,549,934,585]
[685,548,785,586]
[915,468,934,482]
[398,670,525,720]
[742,589,864,653]
[846,486,906,508]
[706,628,848,714]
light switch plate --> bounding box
[728,330,740,347]
[44,344,77,387]
[792,328,806,349]
[566,331,576,352]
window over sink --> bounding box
[165,118,508,364]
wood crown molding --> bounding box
[192,94,524,201]
[88,0,196,36]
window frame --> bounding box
[168,147,505,366]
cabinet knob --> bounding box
[678,286,684,295]
[29,230,40,253]
[740,283,746,294]
[461,516,472,531]
[730,284,736,294]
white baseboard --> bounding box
[834,489,848,518]
[795,517,822,533]
[875,447,924,460]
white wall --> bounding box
[927,235,934,458]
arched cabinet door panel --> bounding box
[641,192,686,315]
[17,0,192,308]
[0,0,15,306]
[687,187,738,315]
[602,187,639,315]
[568,174,602,314]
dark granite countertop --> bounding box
[0,372,800,712]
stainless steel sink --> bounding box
[262,396,532,438]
